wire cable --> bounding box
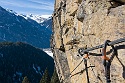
[70,58,84,74]
[78,37,125,55]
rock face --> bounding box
[52,0,125,83]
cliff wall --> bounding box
[51,0,125,83]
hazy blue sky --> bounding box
[0,0,54,15]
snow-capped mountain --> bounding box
[6,8,52,32]
[6,9,51,23]
[20,14,50,23]
[40,16,52,31]
[21,14,53,31]
[0,6,51,48]
[6,8,18,15]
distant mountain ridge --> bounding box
[19,14,48,23]
[6,7,52,33]
[6,9,51,24]
[21,14,53,32]
[0,6,52,48]
[0,42,54,83]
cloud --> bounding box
[0,0,54,11]
[41,15,52,18]
[17,11,52,15]
[28,0,54,7]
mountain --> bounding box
[19,13,52,32]
[19,14,47,23]
[40,17,52,31]
[0,6,51,48]
[6,9,50,24]
[21,14,52,32]
[0,42,54,83]
[43,48,53,57]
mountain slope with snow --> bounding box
[40,16,52,31]
[6,9,52,33]
[43,49,53,57]
[19,14,50,23]
[0,6,51,48]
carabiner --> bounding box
[102,40,116,83]
[83,52,89,58]
[102,40,111,60]
[102,40,116,60]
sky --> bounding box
[0,0,54,16]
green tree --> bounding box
[50,68,60,83]
[40,68,50,83]
[22,76,30,83]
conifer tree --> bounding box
[22,76,30,83]
[50,67,60,83]
[40,68,50,83]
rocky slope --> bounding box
[0,6,51,48]
[52,0,125,83]
[0,42,54,83]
